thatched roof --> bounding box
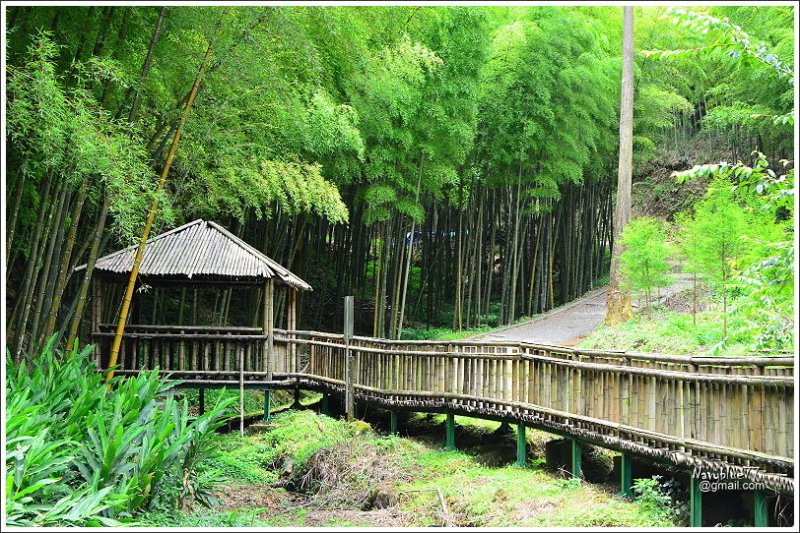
[75,219,311,290]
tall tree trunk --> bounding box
[397,156,424,339]
[13,177,55,357]
[508,169,523,323]
[121,7,168,122]
[453,177,464,330]
[105,13,225,382]
[66,193,110,351]
[606,5,635,325]
[43,176,89,341]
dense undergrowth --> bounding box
[5,339,233,526]
[140,410,682,527]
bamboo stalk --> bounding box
[105,12,227,383]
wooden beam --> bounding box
[263,279,274,380]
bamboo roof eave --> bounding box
[73,219,312,291]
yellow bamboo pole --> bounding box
[105,13,226,383]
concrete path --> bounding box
[476,274,694,346]
[476,287,608,345]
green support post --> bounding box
[570,438,582,478]
[753,491,768,527]
[445,413,456,450]
[320,393,330,416]
[263,389,271,423]
[390,411,398,435]
[618,452,633,498]
[515,424,527,467]
[198,388,205,416]
[689,476,703,527]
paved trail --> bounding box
[477,274,694,345]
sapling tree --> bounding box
[676,182,752,337]
[619,217,672,318]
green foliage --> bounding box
[619,217,673,311]
[5,337,234,526]
[677,185,752,291]
[5,5,793,351]
[675,153,793,348]
[632,476,687,525]
[6,33,169,246]
[657,8,794,82]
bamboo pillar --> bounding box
[263,389,271,422]
[390,411,399,435]
[344,296,354,420]
[263,279,274,378]
[289,287,301,408]
[753,491,768,527]
[320,393,330,416]
[263,279,274,419]
[239,346,245,437]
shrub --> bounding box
[5,336,235,526]
[632,476,687,525]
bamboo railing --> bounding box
[92,326,794,493]
[93,324,296,385]
[287,331,794,493]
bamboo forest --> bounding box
[3,2,797,529]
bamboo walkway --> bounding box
[93,325,794,496]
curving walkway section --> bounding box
[278,331,794,496]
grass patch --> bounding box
[401,325,494,341]
[140,410,681,527]
[579,305,753,355]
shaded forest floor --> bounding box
[139,410,680,527]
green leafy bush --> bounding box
[632,476,687,526]
[5,337,235,526]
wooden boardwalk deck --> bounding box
[93,325,794,495]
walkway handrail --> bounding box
[286,329,795,494]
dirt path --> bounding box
[476,274,694,346]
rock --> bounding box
[365,484,398,510]
[281,458,294,477]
